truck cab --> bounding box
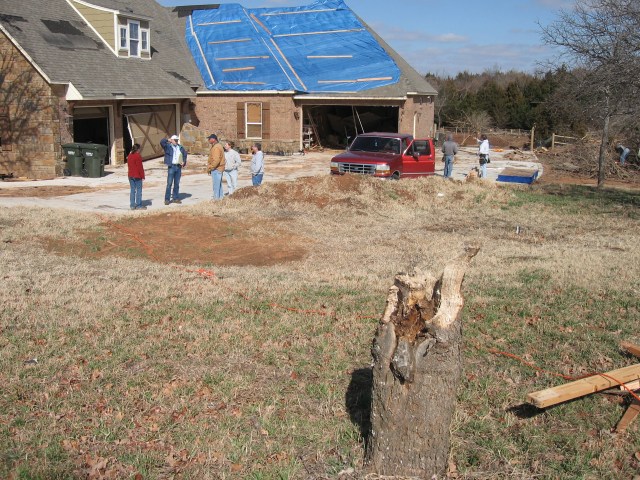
[330,132,435,179]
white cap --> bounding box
[170,135,179,140]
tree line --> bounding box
[426,0,639,187]
[425,69,583,140]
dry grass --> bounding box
[1,175,639,479]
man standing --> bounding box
[441,134,458,179]
[223,140,242,195]
[476,134,490,179]
[250,143,264,186]
[207,134,225,200]
[160,134,187,205]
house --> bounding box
[0,0,436,178]
[180,0,437,153]
[0,0,201,178]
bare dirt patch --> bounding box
[0,185,97,197]
[42,213,308,266]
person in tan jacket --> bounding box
[207,134,226,200]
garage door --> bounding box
[125,105,176,160]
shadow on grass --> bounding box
[507,403,546,419]
[346,367,372,446]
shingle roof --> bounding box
[0,0,202,100]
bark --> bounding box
[597,99,610,188]
[367,246,479,477]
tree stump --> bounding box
[367,247,479,477]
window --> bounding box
[128,20,140,57]
[119,26,127,49]
[246,102,262,139]
[237,102,270,139]
[141,29,149,52]
[118,19,149,57]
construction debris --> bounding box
[527,341,640,432]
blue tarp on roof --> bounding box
[186,0,401,92]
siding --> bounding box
[71,0,115,49]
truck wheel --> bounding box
[391,172,400,180]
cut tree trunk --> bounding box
[367,247,479,477]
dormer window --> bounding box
[129,21,140,57]
[117,18,150,58]
[66,0,151,59]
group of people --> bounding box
[126,134,265,210]
[440,133,490,179]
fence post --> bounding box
[530,126,535,151]
[551,133,556,150]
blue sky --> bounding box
[159,0,572,76]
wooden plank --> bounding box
[621,341,640,358]
[527,364,640,408]
[615,399,640,432]
[621,380,640,391]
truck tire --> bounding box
[391,172,400,180]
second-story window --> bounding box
[129,20,140,57]
[141,30,148,52]
[119,26,127,49]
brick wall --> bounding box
[399,96,435,138]
[194,94,300,154]
[0,33,64,178]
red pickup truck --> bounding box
[330,132,435,179]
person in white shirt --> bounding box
[476,134,490,179]
[250,143,264,186]
[223,141,242,194]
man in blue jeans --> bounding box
[160,135,188,204]
[250,142,264,186]
[441,133,458,179]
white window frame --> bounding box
[245,102,263,140]
[128,20,140,57]
[141,28,149,53]
[119,26,127,49]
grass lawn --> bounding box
[0,175,638,479]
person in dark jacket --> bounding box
[127,143,145,210]
[441,134,459,179]
[160,135,188,205]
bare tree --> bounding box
[540,0,640,186]
[453,110,493,137]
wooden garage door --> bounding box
[125,105,176,160]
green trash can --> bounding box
[80,143,108,178]
[62,143,84,176]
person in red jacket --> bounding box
[127,143,146,210]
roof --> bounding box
[183,0,436,97]
[0,0,202,100]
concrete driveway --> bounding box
[0,148,541,214]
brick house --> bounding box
[180,0,437,154]
[0,0,201,178]
[0,0,436,178]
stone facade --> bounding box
[0,33,65,178]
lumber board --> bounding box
[621,341,640,358]
[527,364,640,408]
[616,399,640,432]
[621,380,640,391]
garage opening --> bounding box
[303,105,399,149]
[123,105,177,161]
[73,107,111,164]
